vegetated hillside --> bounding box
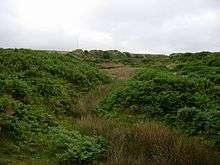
[68,49,169,66]
[170,52,220,83]
[99,52,220,147]
[0,49,219,164]
[0,49,109,164]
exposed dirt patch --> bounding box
[102,65,137,81]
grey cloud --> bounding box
[0,0,220,54]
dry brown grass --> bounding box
[102,66,137,81]
[75,84,111,117]
[74,115,220,165]
[98,62,125,69]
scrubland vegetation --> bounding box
[0,49,219,164]
[100,54,220,146]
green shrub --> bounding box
[49,127,107,164]
[99,66,220,146]
[171,52,220,83]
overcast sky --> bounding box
[0,0,220,54]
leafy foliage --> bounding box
[0,49,109,163]
[49,127,107,164]
[99,52,220,146]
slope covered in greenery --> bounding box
[69,49,169,66]
[99,52,220,146]
[0,49,219,164]
[0,49,109,164]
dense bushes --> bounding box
[70,49,168,66]
[49,127,107,164]
[176,107,220,143]
[100,68,219,113]
[0,49,109,163]
[170,52,220,83]
[99,53,220,146]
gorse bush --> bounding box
[0,49,109,163]
[170,52,220,83]
[0,49,109,89]
[100,68,218,113]
[99,53,220,146]
[176,107,220,143]
[49,127,107,164]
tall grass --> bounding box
[102,66,137,81]
[74,115,220,164]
